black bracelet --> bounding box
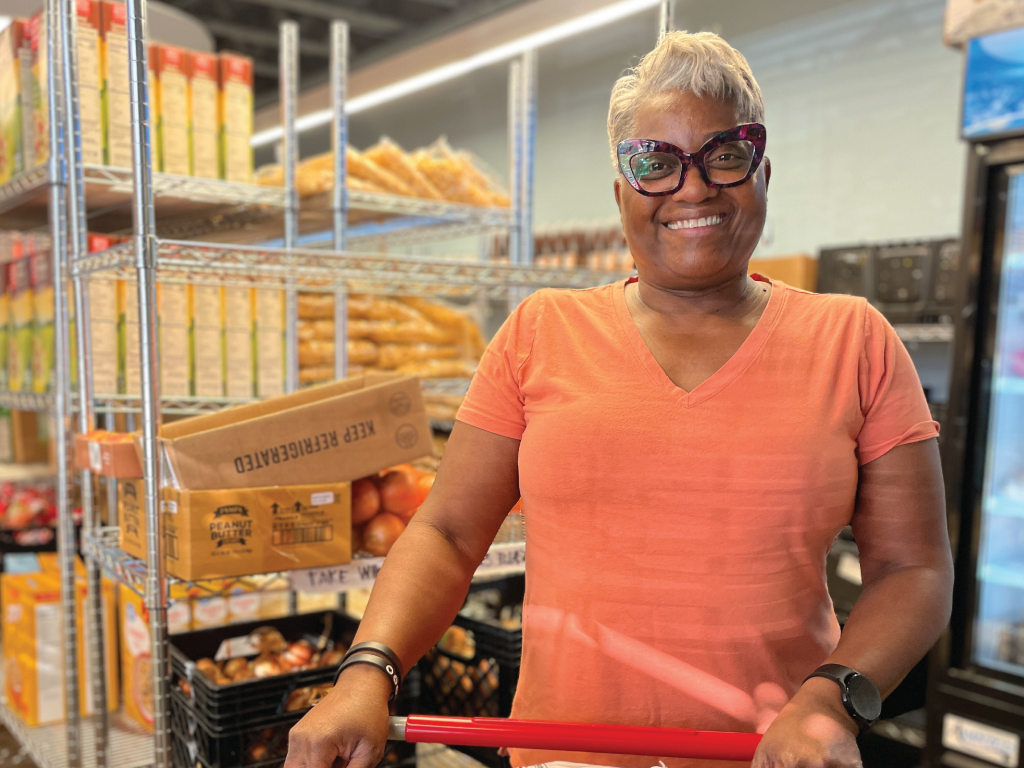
[334,652,400,701]
[343,641,405,680]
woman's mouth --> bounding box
[663,214,726,230]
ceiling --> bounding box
[156,0,531,107]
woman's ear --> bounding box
[763,157,772,191]
[613,177,623,212]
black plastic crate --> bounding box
[170,611,359,729]
[171,672,420,768]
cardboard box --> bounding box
[8,255,33,392]
[88,236,119,395]
[190,51,219,180]
[119,279,141,395]
[167,599,191,634]
[76,0,103,165]
[0,20,25,185]
[162,482,351,581]
[74,431,143,477]
[118,582,153,732]
[117,477,145,560]
[218,52,253,183]
[29,247,53,394]
[223,286,253,398]
[159,283,190,397]
[191,595,227,629]
[749,254,818,293]
[12,410,48,464]
[100,0,130,168]
[191,284,223,397]
[227,591,261,624]
[26,11,48,169]
[254,288,284,397]
[156,373,431,490]
[152,44,191,176]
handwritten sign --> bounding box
[289,542,525,594]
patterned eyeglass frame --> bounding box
[617,123,767,196]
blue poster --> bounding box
[963,26,1024,139]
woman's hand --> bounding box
[751,678,862,768]
[284,666,392,768]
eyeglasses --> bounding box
[617,123,767,196]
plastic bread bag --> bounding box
[454,148,512,207]
[377,343,461,370]
[363,297,426,324]
[297,293,334,320]
[398,297,486,359]
[367,320,451,346]
[299,366,335,386]
[296,152,389,197]
[346,145,416,197]
[364,136,444,200]
[395,358,477,379]
[255,163,284,187]
[298,319,336,342]
[410,138,490,207]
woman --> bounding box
[285,32,953,768]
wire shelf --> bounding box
[0,390,56,412]
[72,239,630,297]
[0,691,154,768]
[893,323,954,343]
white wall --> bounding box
[314,0,966,259]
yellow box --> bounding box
[191,284,223,398]
[30,248,54,394]
[118,477,145,560]
[100,1,131,168]
[191,595,228,629]
[227,591,261,624]
[159,283,190,397]
[2,570,63,725]
[190,52,219,180]
[151,44,191,176]
[167,600,191,634]
[254,289,284,397]
[223,286,254,398]
[75,0,103,166]
[0,20,25,185]
[89,278,119,395]
[8,255,33,393]
[218,53,253,183]
[118,279,141,396]
[26,11,48,169]
[118,583,153,732]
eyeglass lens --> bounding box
[629,140,757,192]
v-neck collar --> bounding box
[612,273,787,408]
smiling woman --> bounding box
[283,31,954,768]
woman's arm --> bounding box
[754,438,953,767]
[285,421,521,768]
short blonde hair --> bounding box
[607,31,765,165]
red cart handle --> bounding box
[390,715,762,762]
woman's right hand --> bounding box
[284,665,393,768]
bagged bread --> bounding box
[347,146,415,197]
[255,163,284,187]
[299,366,334,385]
[296,152,391,197]
[298,293,334,320]
[365,137,444,200]
[298,319,336,342]
[398,297,486,358]
[377,344,461,370]
[299,339,378,367]
[364,298,425,324]
[367,321,451,346]
[396,359,476,379]
[413,138,498,207]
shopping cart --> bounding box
[388,715,763,762]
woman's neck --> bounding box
[631,271,765,321]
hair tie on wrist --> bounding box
[334,652,400,701]
[343,641,404,680]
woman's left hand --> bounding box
[751,678,863,768]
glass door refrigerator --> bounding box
[924,26,1024,768]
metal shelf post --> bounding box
[281,21,299,393]
[125,0,169,765]
[60,0,108,763]
[659,0,674,42]
[332,21,350,381]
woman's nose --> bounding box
[673,164,716,202]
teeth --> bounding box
[665,215,723,230]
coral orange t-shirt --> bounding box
[456,278,938,768]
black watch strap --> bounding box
[344,641,404,680]
[334,652,400,700]
[804,663,882,732]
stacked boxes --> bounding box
[190,52,219,179]
[254,289,285,397]
[191,284,223,397]
[159,283,190,397]
[223,286,254,398]
[219,53,253,183]
[76,0,104,165]
[100,0,131,168]
[8,248,32,392]
[87,235,119,395]
[29,244,53,394]
[151,44,191,176]
[0,20,26,185]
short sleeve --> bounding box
[856,303,939,464]
[455,292,544,440]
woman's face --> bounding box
[614,90,770,291]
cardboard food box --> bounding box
[162,481,351,581]
[223,286,254,398]
[155,373,431,490]
[26,11,48,170]
[218,52,253,183]
[117,477,145,560]
[254,288,284,397]
[119,279,141,395]
[88,235,120,395]
[191,595,227,629]
[190,52,219,180]
[8,255,33,392]
[29,247,53,394]
[118,582,154,732]
[151,44,191,176]
[75,0,103,166]
[0,20,25,186]
[100,0,131,168]
[74,430,143,478]
[12,409,48,464]
[167,599,191,634]
[159,283,190,397]
[191,284,223,397]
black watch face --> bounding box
[846,674,882,722]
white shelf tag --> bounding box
[943,714,1020,768]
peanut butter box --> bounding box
[152,44,191,176]
[218,52,253,183]
[162,482,351,581]
[75,0,103,166]
[100,0,131,168]
[190,51,219,180]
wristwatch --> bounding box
[804,664,882,732]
